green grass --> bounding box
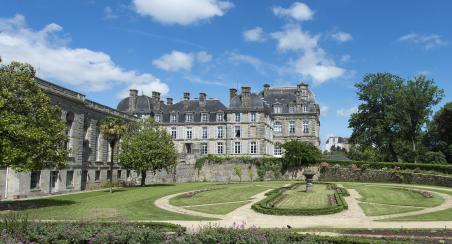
[352,186,443,208]
[170,181,290,207]
[358,202,421,216]
[276,184,335,209]
[186,201,250,214]
[0,183,220,221]
[383,208,452,221]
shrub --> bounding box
[233,165,243,182]
[422,151,448,164]
[319,162,330,173]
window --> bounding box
[303,104,308,112]
[96,133,102,161]
[289,121,295,134]
[217,142,224,154]
[274,122,282,133]
[273,106,281,114]
[274,143,282,155]
[234,142,241,154]
[50,171,58,189]
[154,114,161,122]
[303,120,309,133]
[235,126,241,138]
[201,143,208,155]
[95,170,100,181]
[186,127,192,139]
[202,127,208,139]
[250,141,257,154]
[66,171,74,187]
[235,112,241,122]
[170,127,177,139]
[171,114,177,123]
[250,112,256,122]
[30,171,41,189]
[289,105,295,113]
[217,126,223,138]
[185,113,193,122]
[201,113,208,122]
[117,170,122,179]
[185,143,192,154]
[126,170,131,178]
[216,113,224,122]
[107,170,112,180]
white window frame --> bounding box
[235,126,241,138]
[170,127,177,139]
[235,112,241,122]
[250,112,256,122]
[217,113,224,122]
[170,114,177,123]
[217,142,224,154]
[201,113,208,122]
[289,121,295,134]
[185,113,193,122]
[217,126,223,139]
[234,142,241,154]
[250,141,257,154]
[289,105,295,113]
[202,127,208,139]
[201,143,208,155]
[274,106,281,114]
[303,120,309,133]
[274,122,282,133]
[154,114,161,122]
[303,104,308,112]
[274,143,282,155]
[186,127,192,139]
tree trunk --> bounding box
[412,137,417,163]
[141,171,147,187]
[109,143,114,193]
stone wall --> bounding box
[320,168,452,187]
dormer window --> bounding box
[289,105,295,113]
[303,105,308,112]
[155,114,161,123]
[216,113,224,122]
[250,112,256,122]
[170,114,177,123]
[274,105,281,114]
[235,112,241,122]
[201,113,208,122]
[185,113,193,122]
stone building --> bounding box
[325,136,350,152]
[0,78,135,199]
[117,83,321,157]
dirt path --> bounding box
[154,184,452,231]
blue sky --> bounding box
[1,0,451,148]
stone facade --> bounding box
[0,78,135,199]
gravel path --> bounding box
[154,184,452,231]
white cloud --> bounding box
[152,50,212,71]
[104,6,118,19]
[271,25,345,84]
[0,14,168,95]
[398,33,447,49]
[340,54,351,63]
[133,0,233,25]
[228,52,262,67]
[336,106,358,117]
[331,31,352,43]
[196,51,212,63]
[320,105,329,116]
[243,27,266,42]
[271,25,319,52]
[273,2,314,21]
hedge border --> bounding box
[252,183,348,216]
[323,160,452,174]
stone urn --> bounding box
[303,168,316,192]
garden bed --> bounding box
[252,183,349,215]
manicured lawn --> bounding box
[276,184,335,209]
[383,208,452,221]
[186,201,250,215]
[170,181,290,207]
[358,202,421,216]
[0,183,220,221]
[352,186,443,208]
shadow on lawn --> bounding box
[0,199,75,211]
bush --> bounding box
[422,151,448,164]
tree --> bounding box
[396,75,444,162]
[0,61,69,171]
[281,140,322,176]
[99,117,126,193]
[427,102,452,163]
[349,73,404,162]
[119,118,177,186]
[422,151,447,164]
[233,165,243,182]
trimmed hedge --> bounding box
[323,159,452,174]
[252,183,348,216]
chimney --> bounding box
[263,84,270,97]
[152,91,160,102]
[166,97,173,105]
[199,92,206,107]
[128,89,138,113]
[229,88,237,100]
[183,92,190,101]
[241,85,251,107]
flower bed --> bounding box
[251,183,349,216]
